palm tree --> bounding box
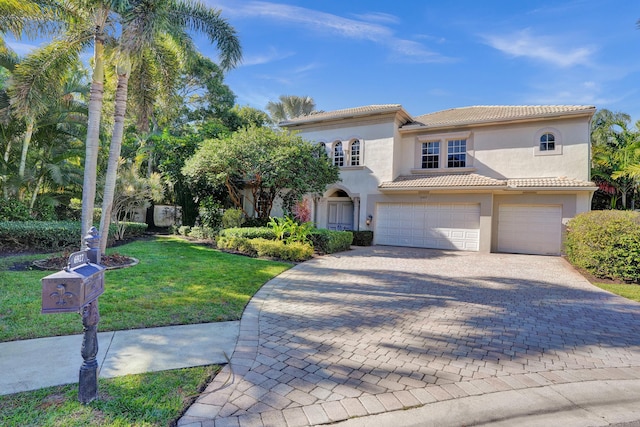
[97,0,241,253]
[266,95,316,123]
[591,109,640,209]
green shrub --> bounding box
[199,196,223,229]
[188,226,216,240]
[219,227,276,240]
[222,208,245,228]
[0,221,81,252]
[309,229,353,254]
[243,217,269,228]
[250,238,313,262]
[350,230,373,246]
[178,225,191,236]
[216,236,257,256]
[565,210,640,282]
[0,199,31,221]
[0,221,148,253]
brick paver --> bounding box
[179,246,640,426]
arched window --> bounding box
[540,133,555,151]
[333,142,344,166]
[350,140,361,166]
[316,142,327,158]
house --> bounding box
[276,104,597,255]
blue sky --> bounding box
[204,0,640,122]
[6,1,640,122]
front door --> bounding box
[327,201,353,230]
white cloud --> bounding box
[6,41,40,56]
[352,12,401,25]
[482,29,595,68]
[209,0,452,63]
[241,47,294,66]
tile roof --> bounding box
[280,104,406,126]
[507,177,597,188]
[407,105,596,129]
[379,173,506,189]
[379,173,596,190]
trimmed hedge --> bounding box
[216,236,313,261]
[0,221,148,253]
[350,230,373,246]
[310,229,353,254]
[219,227,276,240]
[565,210,640,282]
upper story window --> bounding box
[421,141,439,169]
[534,128,562,156]
[350,140,361,166]
[333,141,344,166]
[539,133,555,151]
[447,139,467,168]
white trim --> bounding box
[534,127,563,156]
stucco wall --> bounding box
[399,117,591,181]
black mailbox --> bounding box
[41,250,105,314]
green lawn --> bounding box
[593,282,640,303]
[0,235,291,342]
[0,365,218,427]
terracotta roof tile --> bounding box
[379,174,597,190]
[379,173,506,189]
[281,104,405,125]
[507,177,596,188]
[408,105,596,128]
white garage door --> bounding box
[497,205,562,255]
[375,203,480,251]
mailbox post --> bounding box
[41,227,104,404]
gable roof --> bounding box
[279,104,411,127]
[379,173,597,191]
[402,105,596,130]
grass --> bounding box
[0,235,291,342]
[0,365,219,426]
[593,282,640,303]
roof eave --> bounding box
[281,106,413,128]
[400,107,597,133]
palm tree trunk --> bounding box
[2,138,11,199]
[80,36,105,247]
[18,117,35,201]
[99,62,130,254]
[29,173,44,213]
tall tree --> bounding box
[591,109,640,209]
[183,126,340,219]
[97,0,241,253]
[265,95,316,123]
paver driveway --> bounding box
[179,246,640,427]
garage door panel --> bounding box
[498,205,561,255]
[375,203,480,251]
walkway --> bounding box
[178,246,640,426]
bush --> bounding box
[0,199,31,221]
[0,221,148,253]
[222,208,245,229]
[0,221,81,252]
[565,210,640,282]
[188,226,216,240]
[199,196,223,229]
[243,217,269,228]
[219,227,276,240]
[117,222,148,239]
[250,238,314,262]
[216,236,257,256]
[350,230,373,246]
[309,229,353,254]
[177,225,191,236]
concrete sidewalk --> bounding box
[0,321,239,396]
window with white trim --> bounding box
[447,139,467,168]
[333,141,344,166]
[350,139,361,166]
[421,141,439,169]
[539,133,555,151]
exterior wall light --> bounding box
[366,214,373,226]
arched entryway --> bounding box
[327,190,354,231]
